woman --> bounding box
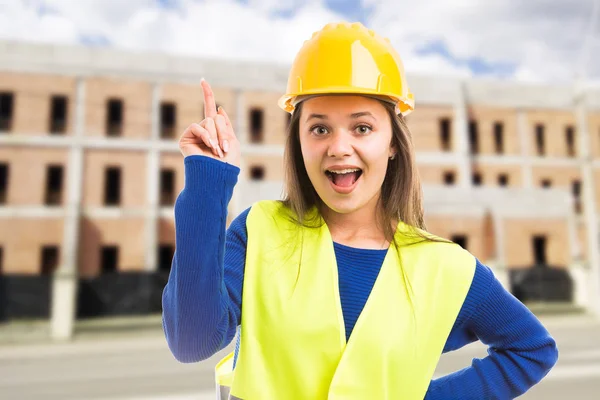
[162,22,558,399]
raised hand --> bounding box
[178,79,240,168]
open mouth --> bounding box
[325,168,363,190]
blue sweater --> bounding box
[162,155,559,399]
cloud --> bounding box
[364,0,599,83]
[0,0,598,84]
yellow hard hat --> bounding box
[278,22,415,116]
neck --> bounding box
[321,198,389,250]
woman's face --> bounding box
[299,95,396,216]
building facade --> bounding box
[0,40,599,325]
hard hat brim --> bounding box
[278,88,414,116]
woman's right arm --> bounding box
[162,79,246,363]
[162,155,249,363]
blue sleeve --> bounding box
[161,155,249,363]
[425,259,559,399]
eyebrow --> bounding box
[350,111,375,119]
[305,111,375,122]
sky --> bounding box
[0,0,599,84]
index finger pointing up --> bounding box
[201,79,217,119]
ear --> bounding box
[389,144,397,160]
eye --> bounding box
[356,125,372,135]
[310,125,329,136]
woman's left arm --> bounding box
[425,261,559,400]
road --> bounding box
[1,314,599,399]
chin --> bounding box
[319,196,366,215]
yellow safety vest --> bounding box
[215,200,476,399]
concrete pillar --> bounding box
[566,211,587,308]
[572,261,590,309]
[517,109,533,188]
[453,82,472,189]
[230,89,246,217]
[491,211,510,289]
[50,78,85,340]
[235,89,248,145]
[144,83,161,271]
[575,87,600,316]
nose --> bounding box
[327,130,353,158]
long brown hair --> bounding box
[281,97,451,315]
[282,98,444,245]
